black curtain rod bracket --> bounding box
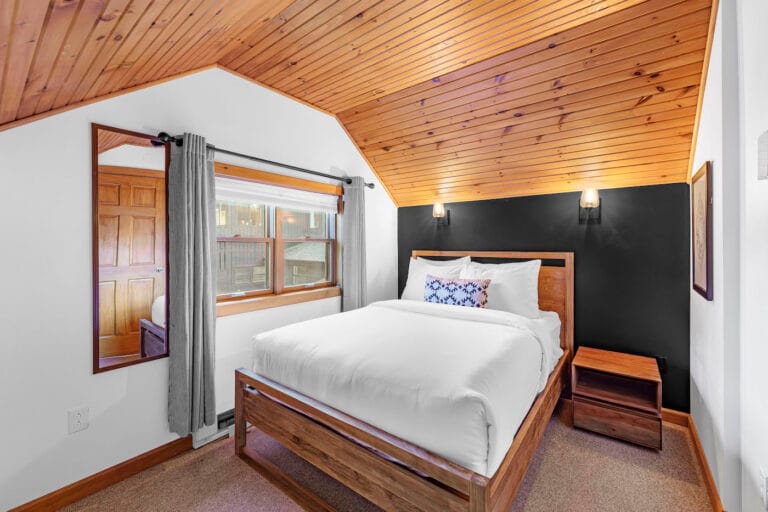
[157,132,374,189]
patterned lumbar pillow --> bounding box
[424,274,491,308]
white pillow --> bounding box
[461,259,541,318]
[401,257,470,301]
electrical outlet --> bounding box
[67,407,89,434]
[761,468,768,510]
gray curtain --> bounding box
[342,177,367,311]
[168,133,216,437]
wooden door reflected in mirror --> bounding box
[92,124,169,372]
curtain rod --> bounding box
[156,132,374,189]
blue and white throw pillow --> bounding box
[424,274,490,308]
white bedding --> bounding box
[151,296,165,327]
[251,300,562,476]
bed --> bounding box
[235,250,574,512]
[139,296,167,357]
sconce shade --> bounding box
[580,188,600,208]
[433,202,446,218]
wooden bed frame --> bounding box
[235,250,574,512]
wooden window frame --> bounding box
[214,163,341,317]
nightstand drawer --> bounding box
[573,396,661,449]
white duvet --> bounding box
[251,300,562,477]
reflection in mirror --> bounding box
[92,124,169,372]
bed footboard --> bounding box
[234,353,567,512]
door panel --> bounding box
[98,215,119,267]
[97,171,165,358]
[130,217,156,265]
[98,281,116,336]
[127,278,154,333]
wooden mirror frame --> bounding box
[91,123,170,373]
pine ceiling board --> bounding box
[0,0,50,123]
[98,0,201,94]
[118,0,213,88]
[393,163,688,205]
[308,0,646,112]
[364,67,703,167]
[279,0,556,102]
[92,0,198,94]
[248,0,439,88]
[163,0,293,77]
[0,1,14,102]
[126,0,262,88]
[238,0,413,85]
[236,0,394,80]
[223,0,337,76]
[219,0,316,70]
[234,0,384,80]
[339,0,708,126]
[339,0,696,123]
[253,0,480,90]
[388,156,692,196]
[97,128,153,152]
[376,104,698,178]
[394,171,687,206]
[83,0,174,99]
[48,0,134,110]
[373,115,697,178]
[356,42,705,154]
[33,0,128,114]
[347,16,708,144]
[339,0,711,205]
[381,143,692,186]
[66,0,156,106]
[15,0,82,120]
[362,82,699,165]
[120,0,231,86]
[367,87,700,164]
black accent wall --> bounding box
[397,184,690,411]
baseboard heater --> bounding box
[192,408,236,448]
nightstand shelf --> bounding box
[572,347,662,449]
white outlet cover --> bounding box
[67,406,89,434]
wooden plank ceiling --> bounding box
[0,0,713,206]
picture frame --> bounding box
[691,161,713,300]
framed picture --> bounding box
[691,161,713,300]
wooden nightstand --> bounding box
[572,346,662,449]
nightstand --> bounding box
[571,346,662,449]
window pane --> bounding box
[283,241,332,287]
[217,241,270,295]
[216,200,267,238]
[281,208,330,239]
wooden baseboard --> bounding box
[661,407,690,427]
[688,414,725,512]
[9,435,192,512]
[559,399,724,512]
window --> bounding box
[214,176,338,302]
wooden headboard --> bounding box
[411,250,574,360]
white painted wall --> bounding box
[691,1,768,509]
[99,144,166,170]
[737,0,768,509]
[0,68,397,510]
[690,2,743,509]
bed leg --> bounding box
[235,372,246,456]
[469,474,490,512]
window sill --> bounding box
[216,286,341,317]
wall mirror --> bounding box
[92,124,169,373]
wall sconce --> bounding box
[578,188,601,224]
[433,202,450,226]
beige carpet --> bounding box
[64,417,713,512]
